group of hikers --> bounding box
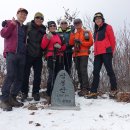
[0,8,118,111]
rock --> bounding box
[35,123,41,126]
[48,113,52,115]
[28,105,38,110]
[116,92,130,102]
[30,112,35,115]
[29,121,33,124]
[99,114,103,118]
[51,70,76,109]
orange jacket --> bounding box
[69,28,93,57]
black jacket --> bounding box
[26,20,46,57]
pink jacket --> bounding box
[1,20,26,58]
[41,33,66,58]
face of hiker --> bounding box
[33,12,44,26]
[17,11,27,23]
[74,21,82,29]
[73,19,82,30]
[48,24,57,32]
[60,21,68,30]
[34,16,44,26]
[95,17,103,26]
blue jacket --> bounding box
[57,27,72,53]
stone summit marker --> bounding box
[50,70,80,110]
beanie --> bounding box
[93,12,105,22]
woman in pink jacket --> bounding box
[41,21,66,97]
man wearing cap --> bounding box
[0,8,28,111]
[86,12,117,99]
[21,12,46,102]
[57,19,72,75]
[69,18,93,96]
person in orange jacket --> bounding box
[86,12,117,99]
[69,18,93,96]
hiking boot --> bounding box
[0,99,12,111]
[85,92,98,99]
[109,90,118,99]
[9,95,24,107]
[32,93,40,101]
[78,89,89,97]
[21,93,28,102]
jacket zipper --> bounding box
[95,31,98,54]
[15,24,18,54]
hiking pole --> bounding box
[50,47,57,95]
[73,51,78,91]
[73,40,81,91]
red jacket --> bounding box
[0,20,26,58]
[94,24,116,56]
[41,33,66,58]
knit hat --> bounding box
[17,8,28,14]
[47,21,56,27]
[93,12,104,22]
[34,12,44,19]
[60,19,68,24]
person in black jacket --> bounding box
[21,12,46,102]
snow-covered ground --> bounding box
[0,94,130,130]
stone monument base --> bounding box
[49,105,80,110]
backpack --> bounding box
[84,30,90,41]
[26,22,32,34]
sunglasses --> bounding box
[49,25,56,27]
[61,22,67,25]
[95,17,102,20]
[35,17,44,20]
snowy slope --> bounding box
[0,95,130,130]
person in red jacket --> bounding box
[86,12,117,99]
[41,21,66,98]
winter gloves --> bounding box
[54,43,61,49]
[74,39,82,45]
[2,20,7,27]
[74,39,82,52]
[46,32,53,40]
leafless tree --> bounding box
[57,7,79,26]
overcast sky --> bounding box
[0,0,129,54]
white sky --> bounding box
[0,0,129,54]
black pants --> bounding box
[1,53,26,101]
[64,52,72,75]
[91,53,117,93]
[47,56,64,96]
[21,55,42,95]
[74,56,89,90]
